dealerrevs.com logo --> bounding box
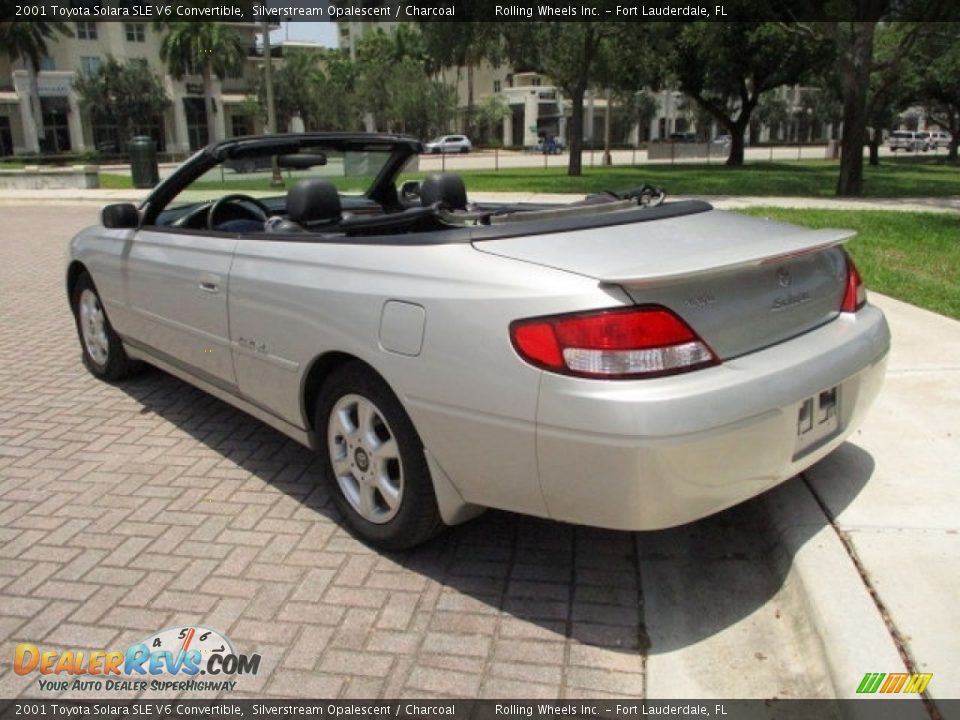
[15,625,260,693]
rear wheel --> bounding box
[315,363,442,550]
[71,272,139,381]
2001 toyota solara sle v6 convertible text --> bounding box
[67,133,890,549]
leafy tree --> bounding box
[859,25,918,165]
[618,90,659,145]
[473,95,509,146]
[353,28,455,137]
[0,21,73,151]
[73,57,170,150]
[676,95,715,141]
[751,92,790,144]
[158,22,245,144]
[501,23,617,176]
[666,22,831,166]
[910,23,960,161]
[419,22,503,137]
[795,14,947,194]
[389,63,458,139]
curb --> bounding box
[763,477,926,718]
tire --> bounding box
[315,362,443,550]
[71,272,140,381]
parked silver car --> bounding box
[424,134,472,154]
[888,130,929,152]
[67,133,889,549]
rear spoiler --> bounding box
[600,228,856,288]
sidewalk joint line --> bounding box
[801,472,941,720]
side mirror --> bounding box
[101,203,140,229]
[399,180,422,202]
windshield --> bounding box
[166,146,394,211]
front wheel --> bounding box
[315,363,442,550]
[71,272,140,381]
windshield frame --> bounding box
[140,133,421,226]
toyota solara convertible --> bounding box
[67,133,890,549]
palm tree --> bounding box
[0,21,73,152]
[158,22,245,145]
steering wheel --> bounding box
[207,194,271,230]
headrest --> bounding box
[419,173,467,211]
[286,179,341,224]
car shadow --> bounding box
[118,366,875,659]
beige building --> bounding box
[0,21,284,157]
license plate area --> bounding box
[794,385,840,458]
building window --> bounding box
[125,23,145,42]
[0,116,13,157]
[231,114,251,138]
[493,80,502,93]
[40,56,55,71]
[41,97,71,153]
[76,21,97,40]
[184,98,208,150]
[80,56,101,75]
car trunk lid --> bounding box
[473,208,852,360]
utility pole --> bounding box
[263,21,284,187]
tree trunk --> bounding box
[950,111,959,162]
[203,63,218,144]
[567,86,585,177]
[837,22,876,196]
[868,127,880,166]
[724,110,753,167]
[465,63,475,138]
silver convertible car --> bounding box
[67,133,890,549]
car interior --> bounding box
[145,140,668,239]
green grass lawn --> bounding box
[100,157,960,197]
[735,208,960,320]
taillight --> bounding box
[510,306,719,379]
[841,252,867,313]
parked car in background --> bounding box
[713,134,732,145]
[668,132,697,143]
[927,131,953,149]
[67,132,889,550]
[888,131,930,152]
[537,136,564,154]
[424,135,472,154]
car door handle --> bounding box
[199,274,220,294]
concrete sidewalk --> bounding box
[802,294,960,705]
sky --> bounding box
[272,21,339,48]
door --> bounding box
[124,228,238,387]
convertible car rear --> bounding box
[67,133,889,548]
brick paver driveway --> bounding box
[0,204,826,700]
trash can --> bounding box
[128,136,159,189]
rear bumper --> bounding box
[535,304,890,530]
